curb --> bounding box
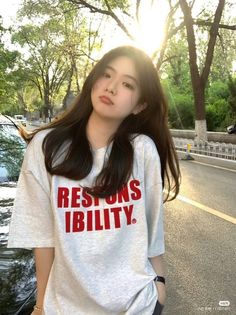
[177,151,236,171]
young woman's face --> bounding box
[91,56,143,123]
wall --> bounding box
[171,129,236,144]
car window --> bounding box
[0,124,20,136]
[0,125,26,184]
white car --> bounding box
[14,114,27,127]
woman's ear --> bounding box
[132,102,147,115]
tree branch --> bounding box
[201,0,225,86]
[179,0,200,87]
[155,1,180,69]
[194,19,236,30]
[161,54,178,65]
[136,0,141,22]
[66,0,134,39]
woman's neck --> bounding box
[86,111,119,150]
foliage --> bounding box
[101,0,130,11]
[227,75,236,115]
[12,0,103,119]
[64,0,133,38]
[163,80,194,129]
[209,15,236,82]
[207,80,230,103]
[1,0,236,129]
[161,32,194,129]
[0,21,22,114]
[206,79,234,131]
[12,21,71,110]
[160,32,191,92]
[206,99,232,131]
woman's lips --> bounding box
[99,95,114,105]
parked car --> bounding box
[227,124,236,135]
[14,115,27,127]
[0,114,36,314]
[227,124,236,134]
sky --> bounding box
[0,0,170,57]
[0,0,22,27]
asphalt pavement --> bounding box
[162,160,236,315]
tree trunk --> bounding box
[44,90,51,122]
[179,0,225,142]
[193,79,207,141]
[63,66,74,109]
[195,120,207,142]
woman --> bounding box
[8,45,180,315]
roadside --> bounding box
[177,151,236,171]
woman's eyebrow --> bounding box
[106,65,138,84]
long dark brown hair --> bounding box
[23,46,180,201]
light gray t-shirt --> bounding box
[8,130,165,315]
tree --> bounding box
[209,24,236,82]
[12,22,70,119]
[14,0,103,119]
[65,0,133,39]
[13,0,236,131]
[205,80,231,130]
[0,18,21,114]
[65,0,235,138]
[160,31,194,130]
[179,0,226,141]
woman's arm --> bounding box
[149,254,166,305]
[32,248,55,314]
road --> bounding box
[163,160,236,315]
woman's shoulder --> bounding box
[30,128,52,147]
[25,129,52,160]
[131,134,161,165]
[21,129,53,171]
[131,134,157,152]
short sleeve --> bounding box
[145,183,165,257]
[7,130,54,248]
[143,137,165,257]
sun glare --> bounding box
[101,0,169,58]
[133,0,169,57]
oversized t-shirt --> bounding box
[8,130,165,315]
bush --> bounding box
[168,92,194,129]
[206,99,232,131]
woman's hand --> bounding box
[155,281,166,306]
[31,305,43,315]
[149,255,166,305]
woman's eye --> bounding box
[103,72,111,78]
[123,82,134,90]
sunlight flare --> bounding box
[100,0,169,58]
[132,0,169,57]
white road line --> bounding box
[189,160,236,173]
[177,194,236,225]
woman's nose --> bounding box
[105,87,115,95]
[105,81,118,95]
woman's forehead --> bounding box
[105,56,139,81]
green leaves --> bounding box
[9,0,103,119]
[0,20,22,114]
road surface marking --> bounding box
[190,160,236,173]
[177,194,236,225]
